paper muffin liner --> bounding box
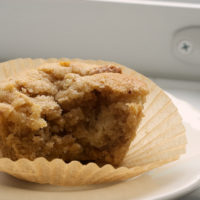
[0,58,187,186]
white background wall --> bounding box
[0,0,200,80]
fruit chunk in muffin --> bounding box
[0,62,148,166]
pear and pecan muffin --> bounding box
[0,61,148,166]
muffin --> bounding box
[0,61,148,166]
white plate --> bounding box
[0,85,199,200]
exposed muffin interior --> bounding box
[0,62,148,166]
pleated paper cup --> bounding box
[0,58,187,186]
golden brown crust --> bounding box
[88,65,122,75]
